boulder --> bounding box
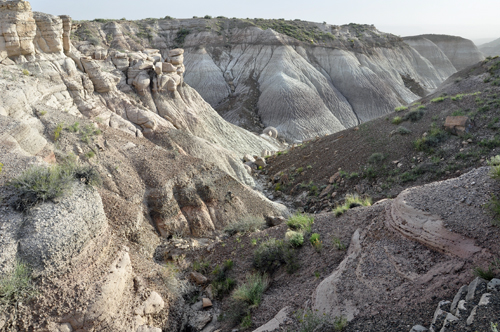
[444,116,472,136]
[170,54,184,65]
[255,157,266,168]
[190,272,208,285]
[162,62,177,73]
[263,126,278,138]
[168,48,184,57]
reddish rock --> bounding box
[202,298,212,308]
[189,272,208,285]
[444,116,472,136]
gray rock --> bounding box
[409,325,428,332]
[255,157,266,168]
[487,278,500,292]
[450,285,467,315]
[466,278,487,302]
[189,312,212,331]
[17,183,107,275]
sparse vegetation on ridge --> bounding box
[7,162,101,212]
[224,216,266,235]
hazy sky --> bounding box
[31,0,500,44]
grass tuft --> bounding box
[232,273,269,309]
[0,260,36,307]
[333,194,371,216]
[224,216,266,235]
[286,213,314,233]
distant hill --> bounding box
[479,37,500,56]
[405,34,484,71]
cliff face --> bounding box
[409,34,485,71]
[71,18,464,142]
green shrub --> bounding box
[394,106,407,112]
[0,162,3,173]
[488,155,500,179]
[253,238,299,274]
[333,194,371,216]
[431,96,446,103]
[391,116,403,125]
[85,151,95,159]
[368,152,385,164]
[22,69,29,76]
[204,15,212,19]
[485,195,500,226]
[286,230,304,247]
[309,233,322,251]
[232,273,269,309]
[7,163,101,211]
[287,213,314,233]
[253,238,286,273]
[296,167,304,173]
[395,126,411,135]
[473,266,495,280]
[192,259,210,274]
[224,216,265,235]
[332,237,346,250]
[80,124,101,144]
[211,260,236,298]
[0,260,36,307]
[67,122,80,133]
[295,309,347,332]
[403,109,425,122]
[54,123,64,141]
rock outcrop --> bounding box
[0,2,288,330]
[70,19,472,142]
[313,167,496,325]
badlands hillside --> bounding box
[0,0,498,332]
[71,16,484,141]
[480,37,500,57]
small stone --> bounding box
[487,278,500,292]
[189,272,208,285]
[202,298,212,308]
[410,325,428,332]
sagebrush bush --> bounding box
[394,106,407,112]
[287,213,314,233]
[7,163,101,212]
[253,238,299,274]
[286,230,304,247]
[211,260,236,298]
[224,216,265,235]
[396,126,411,135]
[368,152,385,164]
[403,109,425,122]
[391,116,403,125]
[0,260,36,307]
[232,273,269,309]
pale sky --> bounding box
[30,0,500,44]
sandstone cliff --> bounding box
[71,18,465,142]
